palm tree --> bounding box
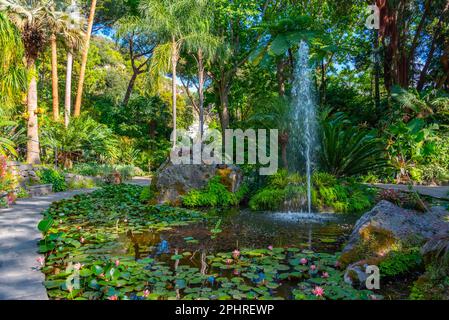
[73,0,96,117]
[0,0,62,164]
[62,1,84,127]
[50,32,59,120]
[140,0,202,146]
[185,0,219,139]
[0,11,26,113]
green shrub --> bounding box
[67,178,97,190]
[37,168,67,192]
[139,186,154,203]
[16,187,30,199]
[182,176,247,208]
[249,188,287,211]
[319,112,387,177]
[379,248,423,277]
[249,171,374,213]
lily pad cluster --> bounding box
[38,184,380,300]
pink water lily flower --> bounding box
[80,237,85,244]
[77,226,82,230]
[233,269,240,276]
[226,259,233,265]
[334,261,341,268]
[36,257,45,266]
[115,260,120,267]
[232,249,240,260]
[268,245,273,251]
[300,258,308,265]
[143,290,150,298]
[108,295,118,300]
[312,286,325,297]
[322,272,329,278]
[310,265,317,271]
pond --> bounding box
[121,210,358,260]
[39,185,410,300]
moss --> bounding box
[339,226,398,267]
[217,168,233,191]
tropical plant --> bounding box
[36,167,67,192]
[0,119,19,157]
[0,11,26,112]
[41,116,118,169]
[0,0,76,164]
[319,112,387,177]
[140,0,204,145]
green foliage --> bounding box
[249,188,287,211]
[139,186,154,203]
[37,168,67,192]
[249,170,374,213]
[182,176,247,208]
[379,248,423,278]
[319,112,387,177]
[40,116,118,167]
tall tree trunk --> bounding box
[26,58,40,164]
[65,50,73,128]
[50,34,59,121]
[218,82,230,133]
[276,58,286,97]
[197,48,205,138]
[279,132,289,169]
[74,0,97,117]
[374,30,381,111]
[123,71,138,106]
[171,38,178,147]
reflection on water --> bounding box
[119,209,358,260]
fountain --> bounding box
[290,41,318,214]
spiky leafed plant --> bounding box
[41,116,118,169]
[0,0,77,164]
[140,0,205,146]
[0,12,26,113]
[0,119,21,157]
[392,86,449,122]
[319,111,387,177]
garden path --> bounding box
[0,189,95,300]
[370,184,449,200]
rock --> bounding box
[152,162,243,205]
[340,201,449,286]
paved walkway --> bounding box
[126,177,152,186]
[370,183,449,200]
[0,189,95,300]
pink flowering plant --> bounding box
[0,155,17,208]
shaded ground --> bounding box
[0,189,95,300]
[370,184,449,200]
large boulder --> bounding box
[340,201,449,286]
[152,163,243,205]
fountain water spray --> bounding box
[291,41,318,214]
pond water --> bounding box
[121,210,359,260]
